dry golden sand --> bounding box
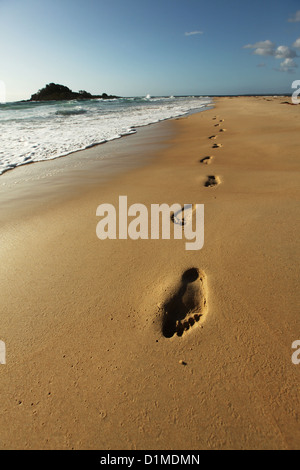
[0,97,299,450]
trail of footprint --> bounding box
[204,175,221,187]
[200,156,214,165]
[171,204,196,226]
[212,143,222,149]
[162,268,208,338]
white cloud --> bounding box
[243,40,275,56]
[244,40,274,49]
[185,31,203,36]
[293,38,300,48]
[244,40,299,72]
[244,41,297,59]
[288,11,300,22]
[278,58,298,72]
[275,45,297,59]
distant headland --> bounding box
[28,83,119,101]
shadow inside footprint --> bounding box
[204,175,220,187]
[200,156,213,165]
[171,204,196,226]
[162,268,207,338]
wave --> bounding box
[55,108,88,116]
[0,96,213,175]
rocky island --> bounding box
[29,83,119,101]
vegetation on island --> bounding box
[29,83,119,101]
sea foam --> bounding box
[0,96,212,175]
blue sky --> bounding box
[1,0,300,101]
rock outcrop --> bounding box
[29,83,119,101]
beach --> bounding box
[0,97,299,449]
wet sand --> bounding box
[0,97,299,450]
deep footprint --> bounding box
[162,268,208,338]
[171,204,196,226]
[200,156,213,165]
[209,135,217,140]
[212,143,222,149]
[205,175,221,187]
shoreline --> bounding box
[0,105,211,227]
[0,96,299,450]
[0,118,174,226]
[0,95,212,180]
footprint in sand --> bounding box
[212,143,222,149]
[200,156,214,165]
[220,119,225,122]
[209,135,217,140]
[204,175,221,187]
[219,129,227,132]
[162,268,208,338]
[171,204,196,226]
[214,124,220,127]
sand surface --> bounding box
[0,97,299,450]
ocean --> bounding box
[0,95,212,176]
